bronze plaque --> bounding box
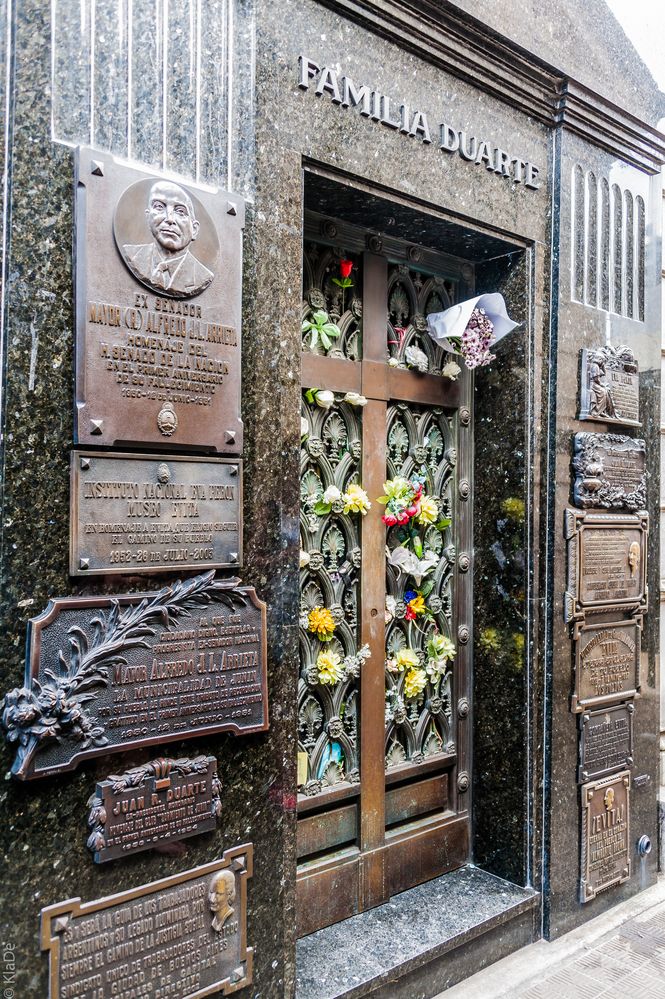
[572,433,646,511]
[578,703,634,783]
[75,147,243,453]
[564,509,647,623]
[572,619,641,712]
[1,573,268,780]
[580,772,630,903]
[70,451,242,576]
[87,756,221,863]
[41,845,253,998]
[578,345,640,427]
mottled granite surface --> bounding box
[295,866,537,999]
[544,130,662,938]
[0,3,297,998]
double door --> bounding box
[297,213,474,935]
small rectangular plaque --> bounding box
[88,756,221,863]
[578,703,634,783]
[41,845,253,998]
[580,771,630,903]
[70,450,242,575]
[572,433,646,511]
[578,345,640,427]
[572,619,641,712]
[564,509,647,623]
[75,147,244,453]
[3,573,268,780]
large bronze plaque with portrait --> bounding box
[1,574,268,780]
[74,147,244,453]
[564,509,648,623]
[70,450,242,576]
[580,772,630,903]
[87,756,221,863]
[41,845,253,998]
[571,619,641,712]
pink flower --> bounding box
[382,513,398,526]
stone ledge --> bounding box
[295,865,539,999]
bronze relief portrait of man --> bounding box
[114,177,219,299]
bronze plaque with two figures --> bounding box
[70,450,242,576]
[75,147,244,453]
[1,573,267,780]
[41,845,253,998]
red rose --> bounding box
[340,259,353,279]
[397,511,410,525]
[406,505,418,518]
[405,606,416,621]
[382,513,398,526]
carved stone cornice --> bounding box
[314,0,665,173]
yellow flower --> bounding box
[343,483,371,515]
[308,606,336,642]
[394,648,419,672]
[404,667,428,699]
[417,495,438,525]
[317,650,343,685]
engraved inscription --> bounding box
[87,756,222,863]
[572,433,646,511]
[71,451,242,575]
[578,345,640,427]
[75,147,243,452]
[580,527,643,604]
[40,847,253,999]
[581,772,630,902]
[1,574,268,780]
[578,704,634,782]
[572,620,641,712]
[564,510,647,622]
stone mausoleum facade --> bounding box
[0,1,664,997]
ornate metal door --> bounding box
[297,212,473,936]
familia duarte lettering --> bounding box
[299,55,541,189]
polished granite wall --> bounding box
[546,130,662,938]
[0,2,297,996]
